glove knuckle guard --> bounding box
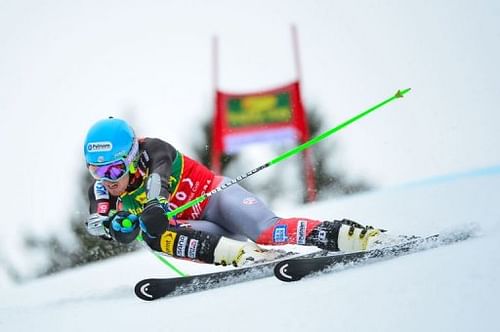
[109,211,140,244]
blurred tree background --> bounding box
[21,170,140,279]
[192,105,371,204]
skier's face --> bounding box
[102,173,129,196]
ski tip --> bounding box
[274,261,294,282]
[135,280,157,301]
[274,261,303,282]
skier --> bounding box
[84,117,383,267]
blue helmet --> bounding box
[84,117,137,165]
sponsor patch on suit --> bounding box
[273,225,288,243]
[297,220,308,245]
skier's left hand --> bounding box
[139,198,169,236]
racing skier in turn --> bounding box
[84,117,383,267]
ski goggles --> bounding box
[88,139,139,182]
[88,159,130,182]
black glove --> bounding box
[109,211,140,244]
[139,198,168,237]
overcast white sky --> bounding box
[0,0,499,268]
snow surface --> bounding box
[2,0,500,275]
[1,170,499,332]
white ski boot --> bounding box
[213,237,285,267]
[336,219,383,252]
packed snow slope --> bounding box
[1,168,499,332]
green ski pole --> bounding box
[167,88,411,220]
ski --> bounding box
[134,250,326,301]
[135,226,476,300]
[274,227,475,282]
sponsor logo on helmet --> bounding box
[113,149,128,159]
[87,141,113,153]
